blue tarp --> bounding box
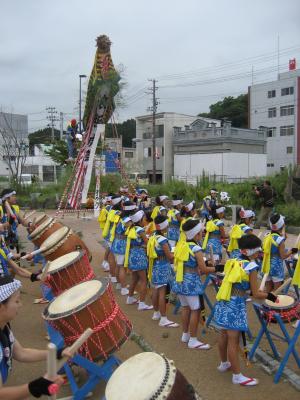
[103,150,119,173]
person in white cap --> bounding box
[200,188,219,221]
[261,213,297,292]
[0,276,67,398]
[167,195,183,248]
[172,219,221,349]
[202,207,227,263]
[147,215,179,328]
[125,210,153,311]
[227,209,255,258]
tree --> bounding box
[198,94,248,128]
[29,127,61,145]
[0,111,29,185]
[44,141,68,165]
[105,119,136,147]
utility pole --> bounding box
[46,107,59,141]
[59,112,64,140]
[147,79,158,184]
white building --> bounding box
[173,120,266,183]
[249,67,300,174]
[135,112,220,183]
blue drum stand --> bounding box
[46,323,121,399]
[249,302,300,383]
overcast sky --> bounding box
[1,0,299,132]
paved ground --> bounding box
[7,211,300,399]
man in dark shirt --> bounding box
[254,180,276,228]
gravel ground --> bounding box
[7,211,299,399]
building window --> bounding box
[42,166,55,182]
[280,105,294,116]
[268,107,276,118]
[124,151,133,158]
[267,127,276,137]
[281,87,294,96]
[267,163,274,167]
[22,165,39,175]
[267,90,276,98]
[286,147,293,154]
[280,125,294,136]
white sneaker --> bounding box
[217,361,231,372]
[101,260,110,271]
[121,287,129,296]
[159,318,179,328]
[188,338,211,350]
[138,302,153,311]
[232,374,258,386]
[110,276,117,283]
[126,296,138,305]
[115,283,121,290]
[152,311,161,320]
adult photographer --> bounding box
[254,180,276,228]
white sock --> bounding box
[181,332,190,342]
[217,361,231,372]
[232,373,247,383]
[139,301,145,307]
[160,316,168,324]
[188,337,198,346]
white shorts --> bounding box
[266,275,283,284]
[152,283,167,289]
[115,254,125,266]
[177,294,200,310]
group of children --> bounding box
[98,188,299,387]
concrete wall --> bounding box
[174,152,267,180]
[249,69,300,173]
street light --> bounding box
[79,74,87,134]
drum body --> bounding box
[29,218,64,247]
[43,279,132,361]
[40,226,90,261]
[33,213,49,228]
[262,295,300,323]
[105,352,200,400]
[45,251,94,296]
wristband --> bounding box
[215,264,224,273]
[56,347,64,360]
[28,377,53,398]
[266,292,278,303]
[30,273,39,282]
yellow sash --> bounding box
[292,243,300,288]
[151,205,160,220]
[216,259,249,301]
[0,248,7,260]
[124,226,138,268]
[109,213,121,243]
[202,219,219,250]
[102,209,116,239]
[167,209,176,222]
[146,235,158,281]
[174,240,194,282]
[12,204,20,214]
[261,233,279,275]
[98,207,108,230]
[227,224,244,252]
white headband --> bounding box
[241,247,262,256]
[2,191,16,200]
[159,195,168,202]
[159,206,167,212]
[120,187,129,193]
[240,209,255,219]
[156,219,169,230]
[210,190,218,194]
[270,215,285,231]
[185,222,203,240]
[130,210,144,223]
[124,204,136,211]
[0,279,21,302]
[172,199,183,206]
[186,201,195,212]
[139,188,148,194]
[216,206,225,214]
[111,197,122,205]
[105,196,112,201]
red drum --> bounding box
[45,251,94,296]
[262,295,300,323]
[105,352,201,400]
[29,218,64,247]
[43,279,132,361]
[39,226,90,261]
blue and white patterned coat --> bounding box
[269,233,285,281]
[213,259,259,331]
[167,209,180,242]
[128,226,148,271]
[204,219,224,258]
[151,233,173,286]
[172,243,204,296]
[229,223,252,259]
[111,217,131,255]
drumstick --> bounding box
[273,278,292,295]
[21,247,46,260]
[40,261,51,281]
[257,231,262,239]
[56,328,93,371]
[23,210,36,220]
[47,343,57,400]
[259,273,268,291]
[4,200,16,221]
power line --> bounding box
[46,106,59,141]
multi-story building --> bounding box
[135,112,220,183]
[173,120,266,183]
[249,67,300,174]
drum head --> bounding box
[41,226,69,251]
[34,213,48,225]
[265,294,295,309]
[29,217,53,239]
[105,352,176,400]
[45,279,106,319]
[47,251,82,274]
